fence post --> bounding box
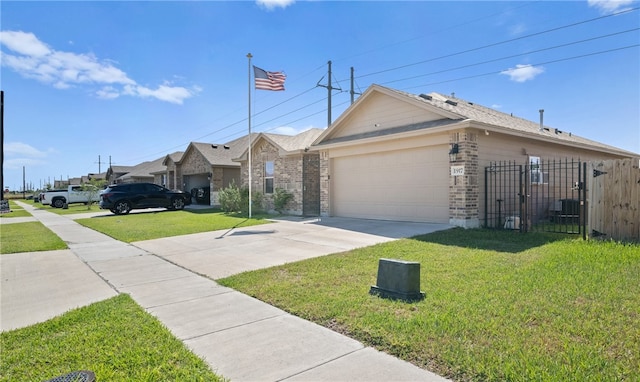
[582,161,587,240]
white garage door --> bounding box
[331,146,449,223]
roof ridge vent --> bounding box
[419,94,432,101]
[445,99,458,106]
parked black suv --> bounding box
[99,183,192,215]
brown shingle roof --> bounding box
[316,84,634,156]
[387,86,635,155]
[185,134,258,167]
[263,128,324,152]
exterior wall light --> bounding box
[449,143,459,162]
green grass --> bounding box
[0,222,68,254]
[0,294,225,381]
[0,200,32,218]
[219,228,640,381]
[35,202,104,215]
[76,209,270,242]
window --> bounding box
[529,156,547,184]
[264,161,274,194]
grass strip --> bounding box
[0,201,31,218]
[219,228,640,381]
[76,210,269,242]
[0,221,67,254]
[34,202,104,215]
[0,294,224,381]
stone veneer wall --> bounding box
[243,139,305,215]
[449,131,480,228]
[181,150,210,177]
[319,150,330,216]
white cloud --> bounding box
[96,86,120,100]
[509,23,527,36]
[131,84,198,105]
[269,126,310,135]
[0,30,198,104]
[3,142,54,170]
[3,157,48,170]
[256,0,295,10]
[500,64,545,82]
[0,30,50,57]
[588,0,634,14]
[5,142,50,158]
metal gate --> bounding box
[484,158,587,237]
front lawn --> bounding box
[0,294,224,381]
[76,209,269,242]
[0,222,67,254]
[219,229,640,381]
[0,200,32,218]
[35,202,104,215]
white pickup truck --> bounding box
[40,185,101,208]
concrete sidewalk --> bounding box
[1,202,450,381]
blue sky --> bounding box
[1,0,638,191]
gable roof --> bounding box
[234,128,324,161]
[161,151,184,167]
[314,84,636,156]
[181,134,257,167]
[117,157,165,182]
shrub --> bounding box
[273,188,294,214]
[218,181,242,213]
[219,181,264,216]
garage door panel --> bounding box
[331,146,448,223]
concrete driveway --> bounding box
[133,216,452,280]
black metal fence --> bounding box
[484,158,587,238]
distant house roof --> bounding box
[234,129,324,161]
[181,134,257,167]
[314,84,636,157]
[115,159,161,182]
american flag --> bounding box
[254,66,286,91]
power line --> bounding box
[120,8,639,165]
[382,28,640,86]
[403,44,639,90]
[351,7,639,81]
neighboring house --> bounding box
[165,135,252,205]
[311,84,636,228]
[234,128,324,215]
[105,165,135,184]
[112,158,163,184]
[155,151,184,189]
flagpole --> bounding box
[247,53,253,218]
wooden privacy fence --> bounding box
[588,158,640,242]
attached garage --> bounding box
[330,145,449,223]
[313,84,635,229]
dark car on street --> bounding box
[99,183,192,215]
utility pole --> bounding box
[316,61,342,127]
[96,155,107,173]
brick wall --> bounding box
[449,131,480,228]
[319,150,330,216]
[241,139,306,215]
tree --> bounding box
[80,178,107,210]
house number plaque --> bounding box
[450,166,465,176]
